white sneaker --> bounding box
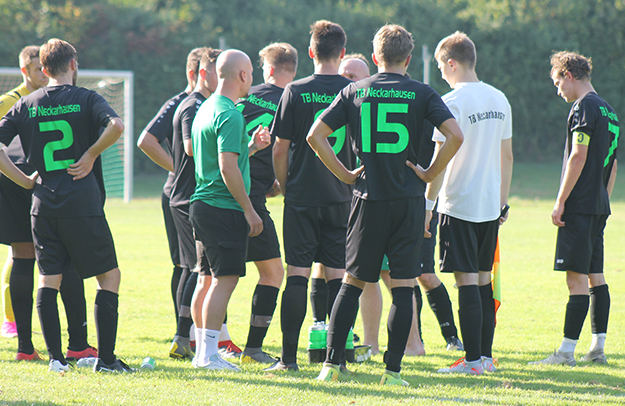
[528,350,576,366]
[49,359,71,373]
[481,356,498,372]
[201,353,240,371]
[437,357,483,375]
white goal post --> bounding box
[0,68,134,202]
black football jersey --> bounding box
[320,72,453,200]
[564,92,619,215]
[0,84,119,216]
[170,92,205,207]
[143,91,188,196]
[271,74,355,206]
[236,83,283,197]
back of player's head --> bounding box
[187,47,206,77]
[309,20,346,61]
[550,51,592,80]
[40,39,77,77]
[373,25,414,66]
[435,32,476,69]
[259,42,298,74]
[19,46,41,69]
[342,53,370,69]
[200,48,222,70]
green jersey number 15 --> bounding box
[361,102,409,154]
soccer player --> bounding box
[190,49,262,371]
[168,47,221,359]
[0,38,131,373]
[0,45,48,339]
[308,53,370,330]
[309,24,463,385]
[268,20,354,371]
[235,42,298,364]
[529,51,618,366]
[0,45,97,362]
[137,47,203,330]
[427,32,513,375]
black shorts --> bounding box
[439,214,498,274]
[170,204,196,269]
[420,212,439,274]
[32,215,118,279]
[283,202,349,269]
[247,195,281,262]
[162,192,181,266]
[554,213,607,275]
[347,197,424,283]
[196,239,210,276]
[0,171,33,245]
[190,200,247,278]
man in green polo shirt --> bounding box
[189,49,264,371]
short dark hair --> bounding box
[40,39,77,77]
[19,46,41,69]
[373,25,414,66]
[310,20,346,61]
[200,47,222,70]
[259,42,298,74]
[550,51,592,81]
[435,31,476,69]
[186,47,205,77]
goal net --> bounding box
[0,68,134,202]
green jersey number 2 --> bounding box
[361,102,409,154]
[40,120,75,171]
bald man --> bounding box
[190,50,266,371]
[338,55,370,81]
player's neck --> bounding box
[48,75,73,87]
[214,81,242,103]
[313,59,340,75]
[573,81,595,101]
[450,70,479,88]
[266,73,292,89]
[23,79,37,93]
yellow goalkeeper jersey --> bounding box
[0,83,30,118]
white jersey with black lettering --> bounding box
[433,81,512,222]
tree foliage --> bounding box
[1,0,623,171]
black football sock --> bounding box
[414,285,423,341]
[590,284,610,334]
[171,265,183,322]
[479,283,495,358]
[563,294,589,340]
[310,278,327,323]
[176,271,197,338]
[245,284,279,349]
[37,287,65,363]
[59,268,89,352]
[325,278,342,321]
[426,284,458,340]
[457,285,482,362]
[95,290,119,364]
[176,267,191,320]
[384,287,414,373]
[326,283,362,365]
[280,276,308,364]
[10,258,36,354]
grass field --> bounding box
[0,163,624,405]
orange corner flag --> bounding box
[491,237,501,324]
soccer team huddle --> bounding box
[0,19,618,385]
